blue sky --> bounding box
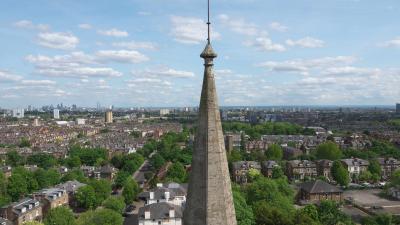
[0,0,400,108]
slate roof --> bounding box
[261,160,278,169]
[138,183,187,200]
[55,180,86,193]
[138,202,182,220]
[232,161,261,171]
[341,158,369,167]
[299,180,342,194]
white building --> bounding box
[138,202,182,225]
[53,109,60,119]
[138,183,187,208]
[76,118,85,125]
[160,109,170,116]
[12,109,24,118]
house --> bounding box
[378,157,400,179]
[340,158,369,180]
[245,140,268,153]
[32,188,68,216]
[298,180,343,204]
[1,167,12,178]
[55,180,86,208]
[93,165,117,180]
[138,183,187,208]
[138,202,182,225]
[231,161,261,184]
[316,160,333,181]
[0,198,42,225]
[261,160,278,178]
[286,160,317,181]
[282,146,303,160]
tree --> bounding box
[7,173,28,201]
[88,179,112,206]
[316,142,342,160]
[61,169,87,183]
[272,167,285,179]
[265,144,283,161]
[368,159,381,177]
[248,168,261,182]
[150,154,166,171]
[113,171,130,189]
[318,200,353,225]
[65,156,81,168]
[361,214,392,225]
[34,169,61,189]
[253,200,293,225]
[6,150,24,167]
[27,153,57,169]
[76,209,123,225]
[166,162,186,183]
[0,172,10,207]
[331,161,350,186]
[359,171,372,182]
[75,185,97,209]
[102,196,125,214]
[122,178,139,204]
[233,189,255,225]
[23,222,45,225]
[19,137,31,147]
[44,206,76,225]
[390,170,400,186]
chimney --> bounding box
[145,210,151,219]
[165,191,170,200]
[149,192,154,200]
[169,208,175,218]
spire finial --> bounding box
[207,0,211,43]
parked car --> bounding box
[123,204,136,216]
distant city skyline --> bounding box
[1,0,400,107]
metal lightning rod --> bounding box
[207,0,211,43]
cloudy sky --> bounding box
[1,0,400,108]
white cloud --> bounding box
[98,28,129,37]
[245,37,286,52]
[258,56,356,73]
[14,20,49,31]
[0,70,23,82]
[218,14,259,36]
[380,37,400,47]
[269,22,288,32]
[286,37,325,48]
[112,41,158,50]
[78,23,92,29]
[133,67,195,78]
[96,50,149,63]
[20,80,56,85]
[170,15,220,44]
[37,32,79,50]
[26,53,122,78]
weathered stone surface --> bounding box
[183,43,237,225]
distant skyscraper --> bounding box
[160,109,170,116]
[397,103,400,114]
[33,118,40,126]
[12,109,24,118]
[105,111,113,123]
[53,109,60,119]
[183,1,237,224]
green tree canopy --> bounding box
[331,161,350,186]
[76,209,123,225]
[122,178,140,204]
[233,189,255,225]
[166,162,187,183]
[6,150,24,167]
[44,206,76,225]
[75,185,97,209]
[265,144,283,161]
[102,196,125,214]
[316,142,342,160]
[88,179,112,206]
[27,153,57,169]
[368,159,381,176]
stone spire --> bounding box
[183,1,237,224]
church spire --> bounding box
[182,0,237,224]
